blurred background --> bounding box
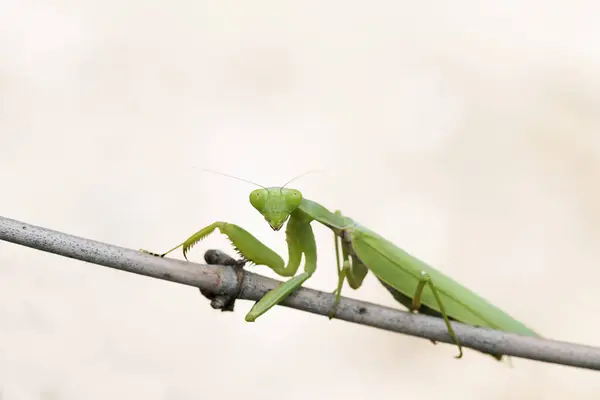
[1,1,600,399]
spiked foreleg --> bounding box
[140,222,286,269]
[245,211,318,321]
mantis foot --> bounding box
[139,249,165,257]
[328,261,350,319]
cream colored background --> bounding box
[1,1,600,399]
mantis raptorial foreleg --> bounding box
[141,214,319,323]
[141,222,282,267]
[411,271,463,359]
[245,212,318,321]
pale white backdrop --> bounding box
[1,1,599,399]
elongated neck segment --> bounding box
[297,198,352,231]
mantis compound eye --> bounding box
[283,189,302,211]
[249,189,267,212]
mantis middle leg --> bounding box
[329,210,369,319]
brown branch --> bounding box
[0,216,599,370]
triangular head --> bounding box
[249,188,303,231]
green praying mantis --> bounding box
[141,171,540,360]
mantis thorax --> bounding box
[249,187,303,231]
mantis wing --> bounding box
[348,224,540,338]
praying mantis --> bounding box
[141,172,540,360]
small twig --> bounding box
[0,216,599,370]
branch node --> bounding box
[201,249,246,312]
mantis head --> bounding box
[200,169,318,231]
[249,188,303,231]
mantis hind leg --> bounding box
[412,271,463,359]
[380,279,503,361]
[377,279,439,345]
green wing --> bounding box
[349,224,540,337]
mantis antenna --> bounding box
[279,170,324,192]
[202,168,323,191]
[201,169,267,189]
